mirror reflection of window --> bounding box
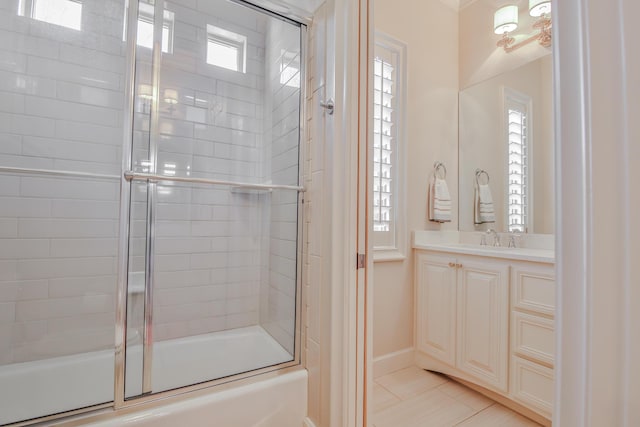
[19,0,83,31]
[136,2,174,53]
[121,1,174,53]
[280,50,300,88]
[504,87,532,233]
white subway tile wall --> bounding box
[261,19,301,355]
[0,0,302,368]
[0,0,127,365]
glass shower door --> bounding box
[0,0,129,424]
[124,0,304,398]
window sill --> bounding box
[373,249,406,263]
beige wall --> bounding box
[372,0,459,359]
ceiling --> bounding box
[458,0,478,8]
[437,0,482,12]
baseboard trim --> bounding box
[303,417,317,427]
[372,347,414,378]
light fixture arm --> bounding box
[498,15,552,53]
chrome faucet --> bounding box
[508,231,522,248]
[485,229,500,247]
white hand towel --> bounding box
[428,175,452,223]
[474,183,495,224]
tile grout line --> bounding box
[373,379,407,401]
[375,375,451,401]
[452,402,497,426]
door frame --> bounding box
[553,0,640,424]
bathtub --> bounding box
[0,326,301,426]
[79,369,307,427]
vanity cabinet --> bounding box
[509,262,555,418]
[415,252,509,392]
[415,249,555,423]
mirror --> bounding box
[458,55,554,233]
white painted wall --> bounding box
[372,0,459,362]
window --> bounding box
[504,88,532,233]
[372,34,406,260]
[206,25,247,73]
[19,0,83,31]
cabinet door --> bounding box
[456,257,510,392]
[511,356,554,418]
[415,252,457,366]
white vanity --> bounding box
[413,231,554,425]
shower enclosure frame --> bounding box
[111,0,309,411]
[3,0,308,425]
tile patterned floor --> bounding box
[371,366,542,427]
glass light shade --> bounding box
[494,5,519,35]
[139,84,153,100]
[163,89,178,104]
[529,0,551,17]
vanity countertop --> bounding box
[413,231,555,264]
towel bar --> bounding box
[433,161,447,179]
[475,168,490,185]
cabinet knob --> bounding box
[456,263,463,269]
[448,262,456,268]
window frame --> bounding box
[372,32,406,262]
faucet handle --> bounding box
[480,234,487,246]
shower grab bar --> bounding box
[124,171,306,192]
[0,166,120,180]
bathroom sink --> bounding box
[413,241,555,263]
[455,243,513,250]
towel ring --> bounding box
[433,161,447,179]
[475,168,490,185]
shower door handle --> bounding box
[320,98,335,115]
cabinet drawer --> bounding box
[511,263,555,317]
[511,356,553,418]
[512,311,554,366]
